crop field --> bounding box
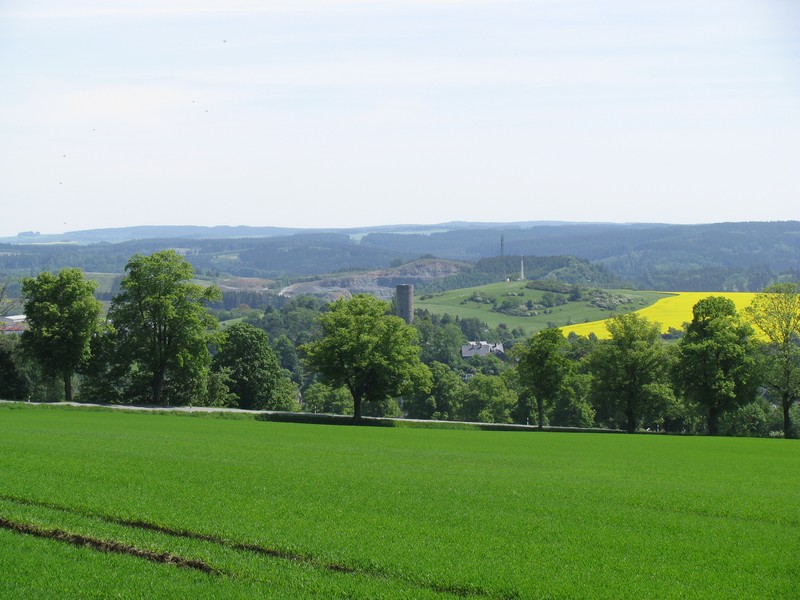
[415,282,669,335]
[562,292,758,339]
[0,404,797,598]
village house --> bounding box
[0,314,26,334]
[461,341,505,359]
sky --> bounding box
[1,0,799,236]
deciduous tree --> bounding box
[588,313,673,433]
[514,328,571,430]
[459,374,517,424]
[212,322,287,410]
[300,294,430,420]
[745,282,800,437]
[109,250,221,405]
[20,268,101,402]
[404,361,465,420]
[675,296,761,435]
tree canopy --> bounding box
[514,328,571,430]
[588,313,673,433]
[20,268,101,402]
[459,373,517,424]
[213,322,290,410]
[404,361,465,421]
[109,250,221,405]
[300,294,431,420]
[745,282,800,437]
[676,296,761,435]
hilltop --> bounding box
[1,220,799,292]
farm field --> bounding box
[416,283,759,339]
[415,282,670,335]
[562,292,759,339]
[0,404,797,598]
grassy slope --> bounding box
[416,283,759,338]
[0,405,797,598]
[416,282,669,335]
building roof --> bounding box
[461,341,505,358]
[0,324,25,334]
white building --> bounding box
[461,341,505,359]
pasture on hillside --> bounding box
[415,282,669,336]
[416,283,759,339]
[0,404,797,598]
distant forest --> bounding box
[1,221,799,293]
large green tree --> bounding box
[300,294,430,420]
[109,250,221,405]
[588,313,674,433]
[675,296,761,435]
[20,268,101,402]
[212,322,289,410]
[745,282,800,437]
[514,328,572,430]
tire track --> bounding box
[0,517,219,574]
[0,493,507,598]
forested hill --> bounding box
[358,221,800,290]
[1,221,799,291]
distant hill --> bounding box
[1,221,798,292]
[0,221,584,245]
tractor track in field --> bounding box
[0,493,514,598]
[0,517,219,574]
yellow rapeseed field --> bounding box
[562,292,758,339]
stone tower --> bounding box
[396,284,414,325]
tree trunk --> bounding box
[153,365,166,405]
[64,372,73,403]
[626,412,637,433]
[782,396,792,439]
[537,398,544,431]
[708,407,719,435]
[352,390,362,422]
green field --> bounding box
[416,282,670,335]
[0,404,797,598]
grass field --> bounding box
[0,404,797,598]
[416,282,670,335]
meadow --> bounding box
[415,282,669,335]
[416,283,758,339]
[0,404,797,598]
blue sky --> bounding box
[1,0,798,235]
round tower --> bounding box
[396,284,414,325]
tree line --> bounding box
[3,250,799,438]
